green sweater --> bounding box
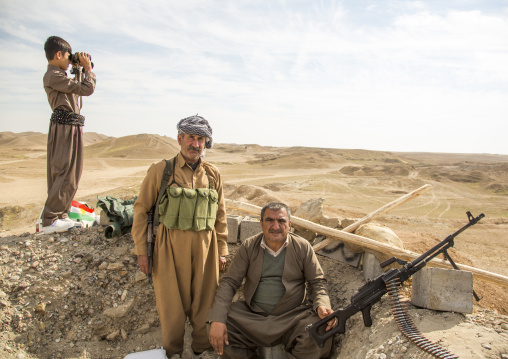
[252,248,287,314]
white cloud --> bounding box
[0,0,507,154]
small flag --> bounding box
[69,201,95,223]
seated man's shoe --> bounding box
[42,219,75,234]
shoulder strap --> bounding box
[153,158,174,226]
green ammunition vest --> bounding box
[157,156,219,231]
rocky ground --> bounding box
[0,224,507,359]
[1,132,507,358]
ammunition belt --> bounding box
[50,108,85,126]
[386,278,459,359]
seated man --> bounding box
[207,202,336,359]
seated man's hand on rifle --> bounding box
[209,321,229,356]
[317,306,337,331]
[137,254,149,274]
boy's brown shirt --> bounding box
[43,64,96,114]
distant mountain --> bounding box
[84,133,180,159]
[83,132,113,146]
[0,132,47,150]
[0,131,113,150]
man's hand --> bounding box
[219,256,227,272]
[78,52,92,72]
[209,321,228,355]
[137,254,149,274]
[317,306,336,331]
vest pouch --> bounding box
[179,188,197,230]
[158,192,169,218]
[194,188,210,231]
[206,189,219,230]
[159,186,182,229]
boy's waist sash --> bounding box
[50,108,85,126]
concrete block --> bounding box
[258,344,285,359]
[363,252,384,281]
[411,267,473,314]
[227,215,242,243]
[239,219,262,243]
[315,235,362,268]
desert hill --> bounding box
[0,131,507,358]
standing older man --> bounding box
[132,115,228,358]
[207,202,335,359]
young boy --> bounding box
[42,36,96,234]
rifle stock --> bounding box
[147,207,155,283]
[307,211,485,348]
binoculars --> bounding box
[69,52,94,69]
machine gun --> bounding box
[307,211,485,349]
[147,207,155,283]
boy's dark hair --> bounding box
[44,36,72,61]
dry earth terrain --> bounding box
[0,131,507,359]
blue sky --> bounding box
[1,0,507,154]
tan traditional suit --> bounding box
[42,64,96,226]
[207,233,333,359]
[132,153,228,356]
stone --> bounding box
[227,215,242,243]
[292,227,316,243]
[354,223,404,260]
[133,323,150,334]
[106,330,120,341]
[121,329,128,340]
[107,262,124,271]
[239,219,261,242]
[98,262,109,270]
[99,209,112,226]
[411,267,473,314]
[134,271,147,282]
[340,218,359,229]
[294,198,324,223]
[35,302,46,315]
[103,298,135,318]
[320,215,340,229]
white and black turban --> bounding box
[177,115,214,149]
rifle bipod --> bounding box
[386,278,459,359]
